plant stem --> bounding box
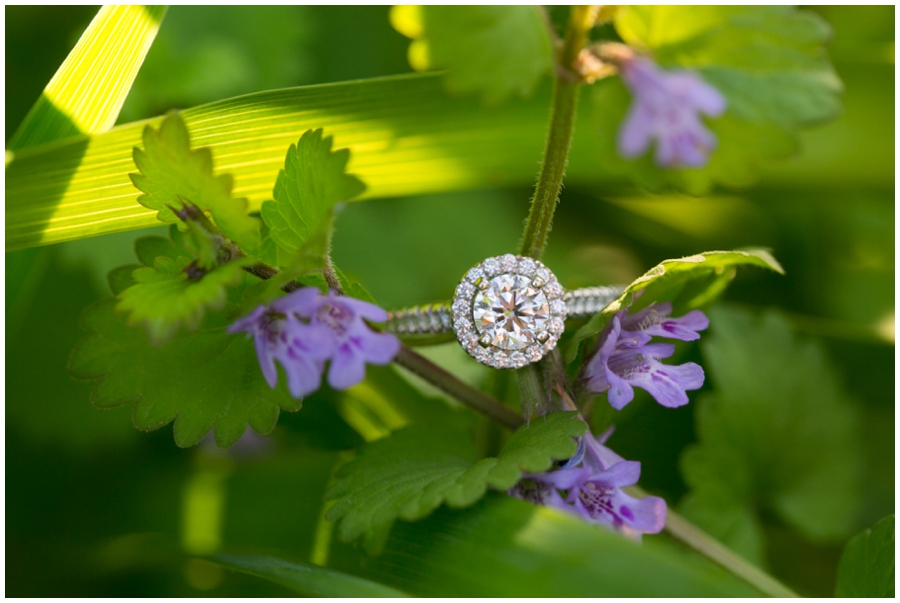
[628,486,801,598]
[518,5,596,260]
[393,345,523,430]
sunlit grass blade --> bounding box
[7,73,623,251]
[7,5,167,151]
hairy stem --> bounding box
[628,486,800,597]
[518,5,596,260]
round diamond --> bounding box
[549,317,565,334]
[472,274,550,351]
[544,282,564,297]
[500,254,518,272]
[482,258,500,275]
[491,351,511,368]
[453,254,569,369]
[518,257,537,277]
[465,267,483,283]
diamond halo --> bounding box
[453,254,567,369]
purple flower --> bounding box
[584,303,707,410]
[229,287,400,397]
[511,428,666,539]
[617,54,726,168]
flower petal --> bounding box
[608,489,667,535]
[327,346,367,390]
[354,330,400,365]
[291,320,336,361]
[255,329,279,388]
[336,296,389,322]
[606,368,634,410]
[590,460,642,488]
[583,429,626,471]
[227,305,268,334]
[644,309,709,341]
[629,360,704,408]
[584,316,623,391]
[532,467,591,490]
[271,286,321,317]
[278,348,323,399]
[618,103,654,158]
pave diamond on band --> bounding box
[384,254,625,370]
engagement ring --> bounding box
[385,254,623,369]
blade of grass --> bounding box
[6,73,625,251]
[8,5,167,150]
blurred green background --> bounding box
[6,5,894,596]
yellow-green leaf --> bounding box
[7,74,600,251]
[130,111,262,252]
[8,5,166,150]
[391,6,553,104]
[261,128,365,257]
[566,249,784,362]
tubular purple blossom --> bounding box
[510,427,666,539]
[617,54,726,168]
[229,287,400,398]
[583,303,707,409]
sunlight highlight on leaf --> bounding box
[7,74,567,251]
[8,5,166,150]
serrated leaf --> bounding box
[326,411,586,547]
[679,306,863,562]
[107,264,141,295]
[116,256,251,344]
[597,6,842,193]
[8,5,166,150]
[567,249,783,362]
[67,299,302,448]
[835,515,894,597]
[130,112,261,252]
[134,233,187,267]
[213,554,410,597]
[260,129,365,259]
[391,6,553,104]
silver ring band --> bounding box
[385,285,624,335]
[384,254,623,369]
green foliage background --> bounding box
[5,5,893,597]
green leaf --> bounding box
[679,305,863,563]
[835,515,895,597]
[115,255,251,344]
[260,129,365,258]
[67,299,303,448]
[567,249,783,361]
[326,410,586,548]
[327,494,758,596]
[391,6,553,104]
[130,112,261,252]
[8,6,166,150]
[7,74,569,251]
[134,229,188,267]
[213,554,410,597]
[597,6,842,193]
[107,264,141,295]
